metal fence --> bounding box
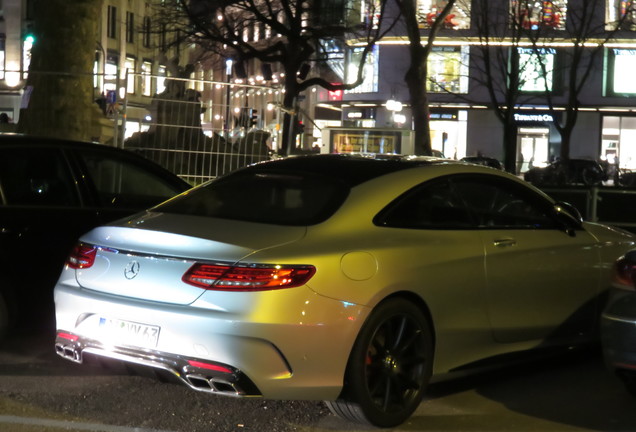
[117,73,284,185]
[541,186,636,232]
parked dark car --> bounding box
[618,169,636,187]
[461,156,504,170]
[601,250,636,397]
[524,159,608,186]
[0,134,191,338]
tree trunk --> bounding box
[405,59,431,155]
[17,0,103,141]
[503,116,518,173]
[279,71,300,155]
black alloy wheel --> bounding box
[326,298,433,427]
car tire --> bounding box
[581,168,600,186]
[0,292,9,342]
[325,298,433,427]
[618,371,636,398]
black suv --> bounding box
[0,134,191,337]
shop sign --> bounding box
[328,89,343,101]
[430,110,458,120]
[514,113,554,122]
[331,129,402,154]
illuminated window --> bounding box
[427,46,469,93]
[141,61,152,96]
[606,48,636,95]
[606,0,636,30]
[156,65,166,94]
[104,59,117,92]
[125,57,136,94]
[517,47,556,92]
[511,0,567,30]
[346,46,378,94]
[416,0,471,29]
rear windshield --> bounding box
[154,171,350,225]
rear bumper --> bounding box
[601,290,636,372]
[54,279,368,400]
[55,332,261,396]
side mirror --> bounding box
[553,201,583,236]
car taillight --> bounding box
[613,253,636,291]
[182,263,316,291]
[66,243,97,269]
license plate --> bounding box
[98,317,160,348]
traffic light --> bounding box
[237,108,258,129]
[249,109,258,127]
[294,119,305,135]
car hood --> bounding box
[74,211,307,304]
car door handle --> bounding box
[493,238,517,247]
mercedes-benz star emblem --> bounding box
[124,261,141,280]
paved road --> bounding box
[1,317,636,432]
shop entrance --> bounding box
[429,110,467,159]
[517,126,549,174]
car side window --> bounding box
[78,150,185,209]
[452,176,557,229]
[0,147,80,207]
[377,178,477,229]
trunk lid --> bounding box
[73,212,306,304]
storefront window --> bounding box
[416,0,471,29]
[22,33,34,78]
[518,127,550,172]
[427,46,469,93]
[606,48,636,95]
[346,46,378,94]
[602,116,636,171]
[511,0,567,30]
[518,47,556,92]
[345,0,382,29]
[606,0,636,30]
[430,110,467,159]
[0,37,4,80]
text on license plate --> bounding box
[98,317,160,348]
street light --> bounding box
[385,99,403,127]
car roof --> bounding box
[0,133,116,150]
[237,154,448,187]
[0,133,191,190]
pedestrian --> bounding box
[0,113,16,132]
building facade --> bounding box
[0,0,192,140]
[4,0,636,174]
[312,0,636,173]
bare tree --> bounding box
[17,0,103,141]
[393,0,457,155]
[152,0,395,154]
[471,0,635,172]
[526,0,634,161]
